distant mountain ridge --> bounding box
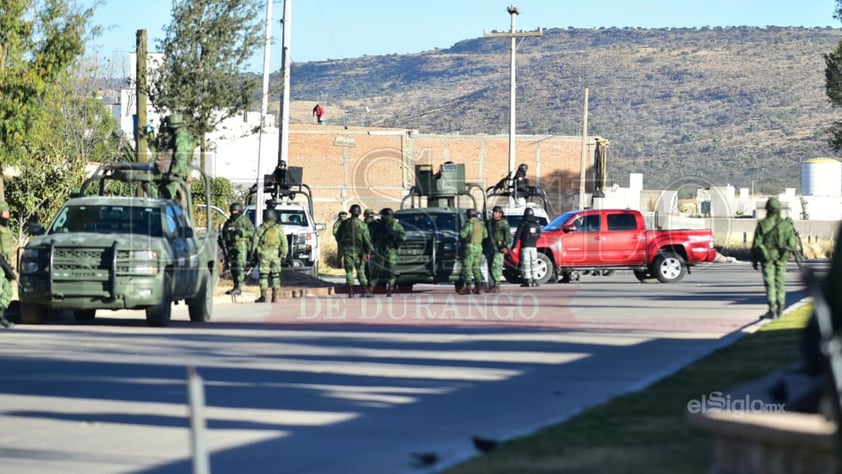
[283,26,842,194]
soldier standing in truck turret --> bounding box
[0,201,15,328]
[221,203,254,296]
[337,204,373,298]
[458,209,488,295]
[158,113,194,202]
[251,208,288,303]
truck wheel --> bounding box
[188,268,213,322]
[633,270,658,283]
[533,252,555,284]
[652,252,687,283]
[146,275,173,327]
[73,309,96,321]
[20,303,47,324]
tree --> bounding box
[150,0,264,171]
[0,0,94,200]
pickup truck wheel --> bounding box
[533,252,555,284]
[20,303,47,324]
[146,275,173,327]
[633,269,658,283]
[188,268,213,322]
[652,252,687,283]
[73,309,96,321]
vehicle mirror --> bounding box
[27,223,46,236]
[315,223,327,232]
[562,224,577,233]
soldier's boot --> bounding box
[0,312,14,329]
[271,288,280,303]
[457,284,471,295]
[483,283,492,293]
[386,284,393,298]
[520,280,531,288]
[347,285,356,298]
[361,285,374,298]
[255,289,268,303]
[472,284,483,295]
[531,280,540,288]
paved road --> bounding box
[0,262,811,474]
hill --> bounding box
[281,26,842,195]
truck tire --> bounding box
[73,309,96,321]
[533,252,555,284]
[652,252,687,283]
[188,268,213,322]
[146,275,173,327]
[20,303,47,324]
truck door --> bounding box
[603,211,647,265]
[562,213,602,264]
[165,203,199,296]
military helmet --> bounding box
[765,197,782,212]
[338,211,348,219]
[263,208,277,222]
[168,113,184,129]
[350,204,362,217]
[465,209,477,219]
[524,207,535,217]
[364,208,375,217]
[229,202,243,213]
[492,205,503,214]
[380,207,395,218]
[518,163,528,173]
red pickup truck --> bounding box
[506,208,717,284]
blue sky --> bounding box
[87,0,841,72]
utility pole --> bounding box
[255,0,274,227]
[484,5,542,177]
[579,88,589,209]
[135,29,148,163]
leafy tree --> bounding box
[828,1,842,151]
[0,0,94,200]
[150,0,264,170]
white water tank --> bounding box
[801,157,842,197]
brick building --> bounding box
[210,123,600,225]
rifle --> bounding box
[0,253,16,281]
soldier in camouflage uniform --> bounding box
[251,208,288,303]
[337,204,373,298]
[0,201,14,328]
[363,209,378,280]
[458,209,488,295]
[751,197,802,319]
[333,211,348,265]
[484,206,511,293]
[159,113,194,202]
[369,208,406,297]
[221,202,255,296]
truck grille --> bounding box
[53,247,133,276]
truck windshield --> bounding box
[543,211,579,231]
[396,212,458,235]
[245,209,308,227]
[49,205,164,237]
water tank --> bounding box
[801,158,842,197]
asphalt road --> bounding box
[0,261,812,474]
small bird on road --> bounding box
[410,452,439,468]
[472,435,499,453]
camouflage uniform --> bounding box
[337,205,373,297]
[363,209,378,280]
[459,210,487,294]
[485,207,512,292]
[751,197,801,319]
[221,203,255,295]
[251,209,288,303]
[0,201,15,328]
[333,211,348,263]
[369,208,406,296]
[159,114,194,201]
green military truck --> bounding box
[17,163,218,327]
[392,163,486,290]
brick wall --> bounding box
[286,124,597,225]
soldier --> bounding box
[337,204,373,298]
[220,202,255,296]
[458,209,487,295]
[158,113,194,201]
[369,208,406,297]
[751,197,802,319]
[333,211,348,265]
[513,207,543,287]
[251,208,288,303]
[485,206,512,293]
[0,201,15,328]
[363,208,378,280]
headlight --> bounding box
[19,261,40,274]
[22,247,42,259]
[129,250,158,274]
[131,250,159,260]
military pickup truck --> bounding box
[506,208,717,284]
[17,163,218,326]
